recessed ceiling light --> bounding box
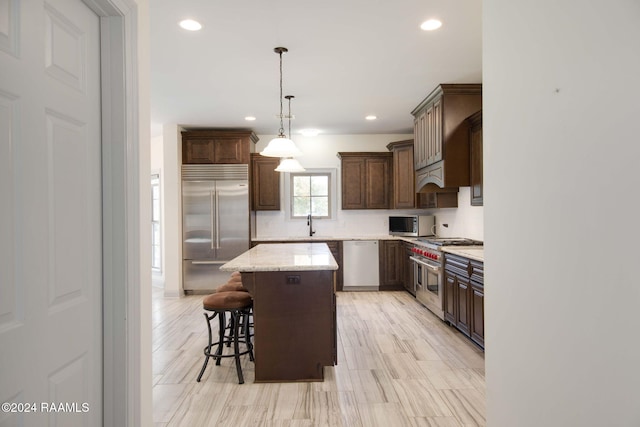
[365,115,377,121]
[420,19,442,31]
[179,19,202,31]
[244,116,256,121]
[300,129,319,137]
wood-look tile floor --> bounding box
[152,287,485,426]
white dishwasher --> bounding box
[342,240,379,291]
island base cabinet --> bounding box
[242,270,337,382]
[251,240,343,291]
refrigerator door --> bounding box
[214,180,250,262]
[183,259,230,292]
[182,181,216,261]
[182,178,250,292]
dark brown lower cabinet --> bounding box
[443,252,484,349]
[402,241,415,295]
[455,275,471,336]
[470,281,484,347]
[379,240,404,291]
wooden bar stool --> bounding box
[215,271,247,293]
[215,272,253,347]
[196,291,254,384]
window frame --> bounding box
[284,168,337,221]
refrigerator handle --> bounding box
[210,190,216,250]
[214,190,221,249]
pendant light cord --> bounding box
[287,96,292,138]
[285,94,295,140]
[278,50,285,136]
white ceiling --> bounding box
[150,1,482,137]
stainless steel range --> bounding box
[410,237,483,320]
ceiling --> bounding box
[150,1,482,137]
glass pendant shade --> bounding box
[260,135,303,158]
[275,157,305,172]
[261,47,304,159]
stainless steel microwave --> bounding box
[388,215,435,237]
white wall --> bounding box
[150,134,163,171]
[136,0,153,424]
[484,2,640,426]
[254,133,484,240]
[432,187,484,240]
[161,124,182,297]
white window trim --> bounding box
[283,168,337,221]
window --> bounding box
[151,174,161,271]
[290,172,331,218]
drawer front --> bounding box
[444,253,483,285]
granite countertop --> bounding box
[441,246,484,262]
[252,235,405,242]
[220,242,339,272]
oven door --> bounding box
[411,256,444,320]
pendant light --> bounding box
[260,47,303,158]
[275,95,305,172]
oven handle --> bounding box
[409,256,440,272]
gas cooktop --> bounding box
[416,237,483,246]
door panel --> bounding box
[214,181,249,261]
[0,1,102,425]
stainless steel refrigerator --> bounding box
[182,164,250,293]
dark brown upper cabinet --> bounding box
[467,110,483,206]
[182,129,258,164]
[250,154,280,211]
[417,190,458,209]
[338,152,392,210]
[386,139,416,209]
[411,84,482,191]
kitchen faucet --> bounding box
[307,214,316,237]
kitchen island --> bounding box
[220,243,339,382]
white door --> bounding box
[0,0,102,426]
